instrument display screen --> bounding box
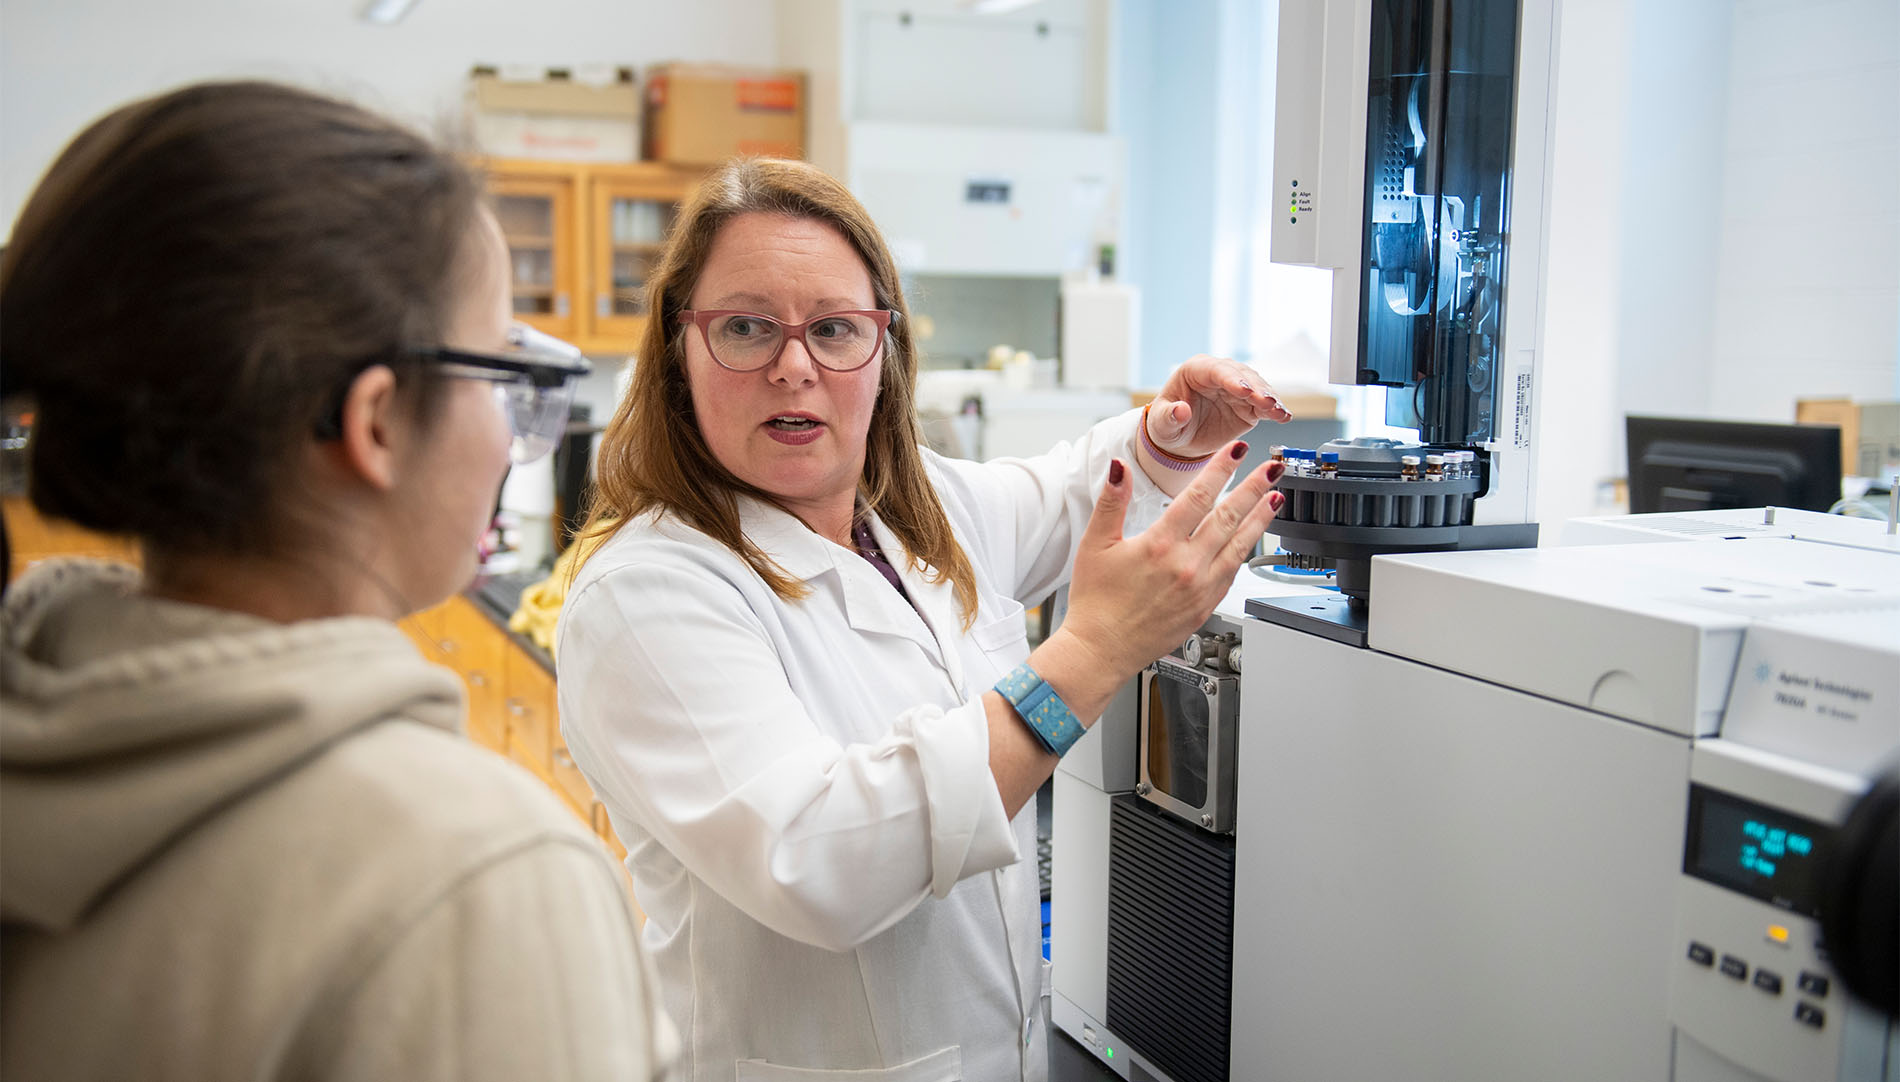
[1683,784,1835,917]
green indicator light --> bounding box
[1105,1048,1114,1058]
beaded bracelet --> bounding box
[1139,402,1215,472]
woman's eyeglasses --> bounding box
[678,309,897,373]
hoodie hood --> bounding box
[1,559,464,931]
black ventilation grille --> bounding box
[1106,796,1236,1082]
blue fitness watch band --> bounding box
[994,663,1087,757]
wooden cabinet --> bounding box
[480,158,703,356]
[437,597,508,750]
[4,496,139,580]
[502,641,557,782]
[489,165,582,342]
[588,170,686,343]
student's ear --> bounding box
[331,365,403,491]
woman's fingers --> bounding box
[1174,355,1288,415]
[1190,460,1280,559]
[1216,476,1286,571]
[1246,378,1293,423]
[1151,359,1293,459]
[1079,458,1132,552]
[1148,399,1192,441]
[1220,365,1290,424]
[1153,439,1251,538]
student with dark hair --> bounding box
[0,81,676,1081]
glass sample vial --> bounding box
[1422,455,1447,523]
[1316,451,1340,523]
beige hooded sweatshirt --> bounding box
[0,559,678,1081]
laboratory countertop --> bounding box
[463,569,555,672]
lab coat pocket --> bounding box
[970,598,1029,661]
[736,1044,961,1082]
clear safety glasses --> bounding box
[678,309,897,373]
[315,323,590,465]
[427,323,591,464]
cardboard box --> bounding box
[1796,398,1900,479]
[643,63,805,166]
[467,67,641,163]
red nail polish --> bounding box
[1267,461,1285,482]
[1109,459,1125,485]
[1230,442,1248,460]
[1270,491,1286,512]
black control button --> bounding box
[1754,969,1783,995]
[1720,955,1748,980]
[1798,971,1830,997]
[1795,1002,1825,1029]
[1687,942,1715,966]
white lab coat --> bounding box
[556,408,1167,1082]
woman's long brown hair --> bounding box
[575,158,979,628]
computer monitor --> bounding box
[1626,415,1842,515]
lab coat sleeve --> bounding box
[927,407,1171,605]
[558,558,1020,954]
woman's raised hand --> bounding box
[1145,354,1293,462]
[1058,444,1286,680]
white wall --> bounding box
[1705,0,1900,418]
[1612,0,1732,421]
[1114,0,1220,387]
[0,0,779,237]
[1535,0,1899,530]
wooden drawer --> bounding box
[590,800,629,863]
[550,738,598,815]
[399,622,442,665]
[502,644,556,776]
[436,596,503,672]
[440,597,507,750]
[505,729,552,785]
[400,596,451,647]
[550,779,590,825]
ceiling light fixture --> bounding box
[360,0,420,25]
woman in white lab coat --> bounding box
[556,158,1290,1082]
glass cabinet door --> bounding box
[587,169,697,347]
[490,175,579,341]
[602,194,672,318]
